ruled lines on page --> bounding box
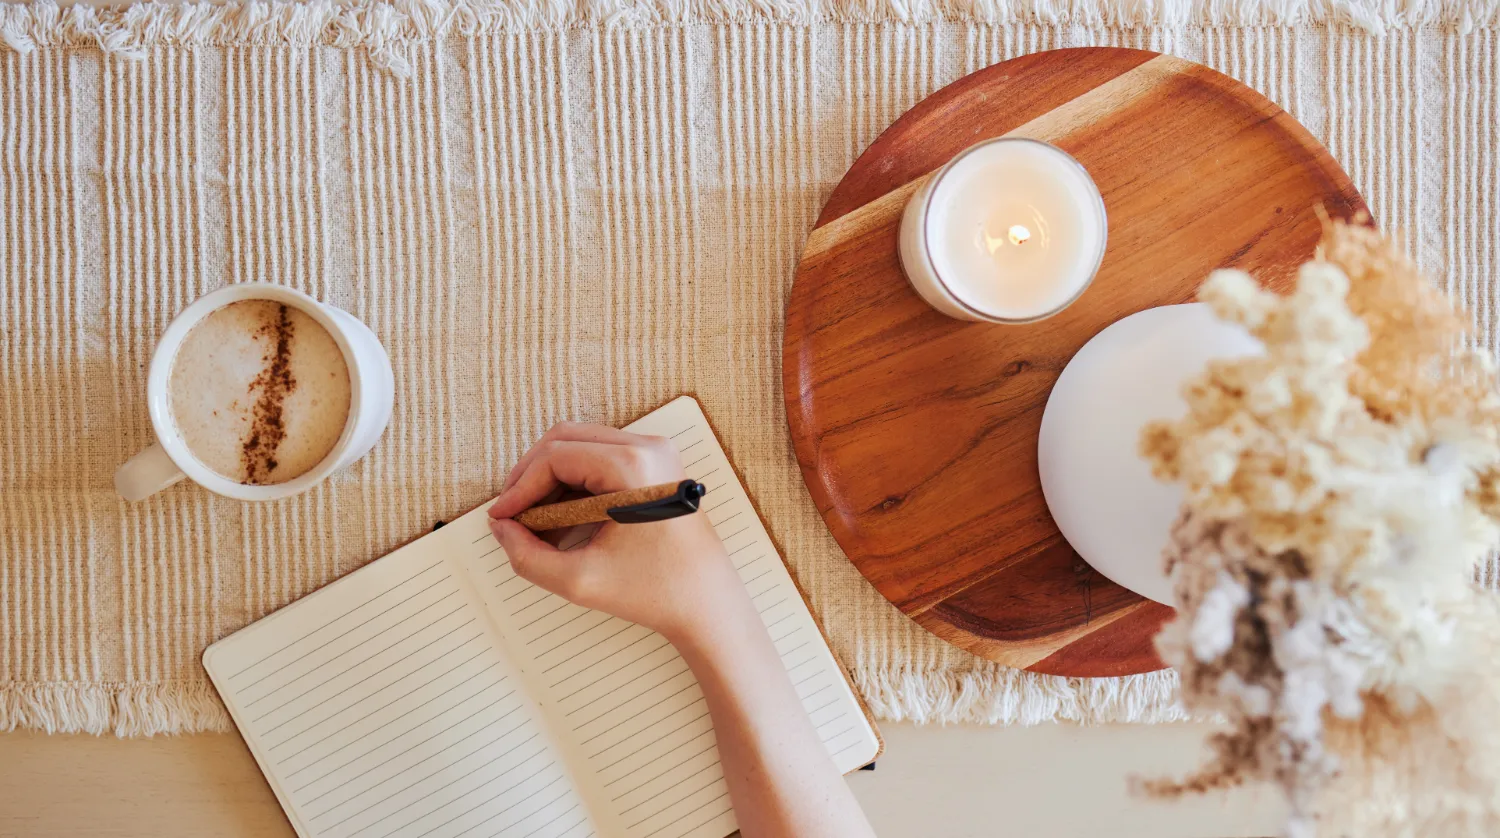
[626,398,880,773]
[453,396,878,838]
[469,540,731,838]
[205,549,598,838]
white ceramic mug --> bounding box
[114,283,394,502]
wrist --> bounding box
[661,574,763,666]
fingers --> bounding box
[502,423,645,491]
[490,519,595,602]
[488,439,651,520]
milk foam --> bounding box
[169,299,352,485]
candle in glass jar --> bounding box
[898,138,1108,323]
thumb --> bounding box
[490,519,593,602]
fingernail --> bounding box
[489,518,505,540]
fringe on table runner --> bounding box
[4,0,1500,76]
[0,674,1188,734]
[855,667,1190,726]
[0,671,1186,735]
[1,682,233,736]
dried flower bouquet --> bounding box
[1139,221,1500,837]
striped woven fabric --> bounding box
[1,0,1497,734]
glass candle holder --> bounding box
[898,137,1108,323]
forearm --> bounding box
[488,425,874,834]
[669,589,877,838]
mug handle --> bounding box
[115,444,186,501]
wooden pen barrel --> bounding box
[513,482,685,531]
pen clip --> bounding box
[607,480,706,524]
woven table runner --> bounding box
[2,0,1497,735]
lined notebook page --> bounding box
[451,395,880,838]
[206,395,879,838]
[205,542,598,838]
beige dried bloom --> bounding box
[1139,220,1500,837]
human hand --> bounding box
[491,430,875,838]
[487,423,749,643]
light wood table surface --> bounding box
[0,722,1281,838]
[0,731,295,838]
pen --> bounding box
[511,480,706,532]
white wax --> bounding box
[900,139,1107,323]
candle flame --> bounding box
[982,222,1036,256]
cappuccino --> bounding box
[169,299,352,485]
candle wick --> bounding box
[982,224,1033,256]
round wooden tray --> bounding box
[783,48,1367,677]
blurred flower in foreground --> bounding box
[1139,219,1500,838]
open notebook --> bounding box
[204,395,882,838]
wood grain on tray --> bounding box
[784,48,1367,676]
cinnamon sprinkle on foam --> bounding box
[240,304,298,483]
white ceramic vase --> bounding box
[1037,303,1263,606]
